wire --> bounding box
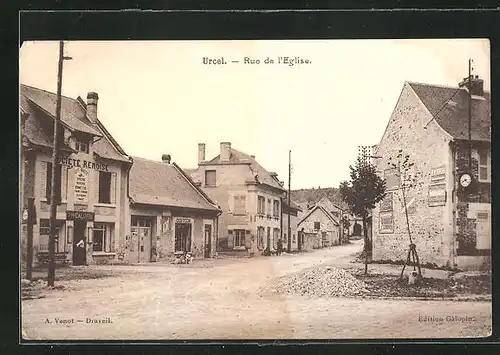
[423,87,462,129]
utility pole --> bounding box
[48,41,66,287]
[468,58,473,172]
[287,150,292,253]
[26,198,35,281]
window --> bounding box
[233,196,246,215]
[267,199,272,216]
[273,200,280,217]
[98,171,115,204]
[75,139,89,154]
[293,233,296,243]
[205,170,216,187]
[93,223,108,252]
[44,162,62,203]
[314,222,320,230]
[257,196,266,215]
[257,227,264,249]
[39,219,63,235]
[235,229,246,247]
[478,149,491,182]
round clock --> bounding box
[459,173,472,188]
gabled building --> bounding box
[298,204,341,248]
[281,198,303,251]
[20,84,132,266]
[189,142,286,254]
[124,155,221,263]
[372,76,491,270]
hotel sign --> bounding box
[66,211,95,221]
[175,218,191,224]
[379,211,394,234]
[428,183,446,207]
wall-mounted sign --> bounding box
[384,168,400,191]
[428,183,446,207]
[175,218,191,224]
[57,157,109,172]
[66,210,95,221]
[74,168,89,203]
[431,166,446,183]
[380,192,393,212]
[379,211,394,234]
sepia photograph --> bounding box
[19,39,491,340]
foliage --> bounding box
[339,156,387,220]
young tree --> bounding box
[387,150,424,279]
[340,154,386,274]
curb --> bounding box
[360,295,492,302]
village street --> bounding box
[22,240,491,340]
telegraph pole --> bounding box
[287,150,292,253]
[48,41,66,287]
[468,58,472,172]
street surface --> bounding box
[22,241,492,340]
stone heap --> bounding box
[272,266,369,298]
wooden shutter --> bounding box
[40,161,48,199]
[227,229,234,248]
[476,211,490,250]
[61,167,68,202]
[110,172,117,204]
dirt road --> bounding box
[22,241,492,340]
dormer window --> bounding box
[75,137,90,154]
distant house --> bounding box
[189,142,286,254]
[20,85,132,266]
[281,198,303,251]
[126,155,221,263]
[298,205,341,248]
[372,76,491,270]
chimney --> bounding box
[161,154,171,164]
[220,142,231,162]
[459,75,484,97]
[198,143,206,164]
[250,155,255,159]
[86,92,99,123]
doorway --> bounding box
[175,222,192,252]
[73,220,87,265]
[204,224,212,258]
[130,217,153,263]
[266,227,271,250]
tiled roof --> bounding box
[204,148,285,191]
[408,82,491,142]
[20,84,130,162]
[129,157,220,212]
[282,199,302,212]
[297,205,340,227]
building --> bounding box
[372,76,491,270]
[281,199,303,251]
[189,142,286,254]
[124,155,221,263]
[20,85,132,266]
[297,205,341,248]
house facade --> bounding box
[298,205,341,248]
[281,199,302,251]
[189,142,286,254]
[123,155,221,263]
[20,85,132,266]
[372,77,491,270]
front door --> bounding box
[130,217,153,263]
[204,225,212,258]
[73,220,86,266]
[175,222,192,252]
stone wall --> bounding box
[372,82,454,267]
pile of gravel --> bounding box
[271,266,369,298]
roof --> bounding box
[298,205,340,227]
[316,196,346,213]
[203,148,285,191]
[282,199,302,212]
[129,157,220,212]
[20,84,130,162]
[408,82,491,142]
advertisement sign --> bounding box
[66,211,95,221]
[379,211,394,234]
[431,166,446,183]
[428,183,446,207]
[74,168,89,203]
[380,192,393,212]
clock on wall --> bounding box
[459,173,472,188]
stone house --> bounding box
[297,205,341,248]
[188,142,286,254]
[372,76,491,270]
[124,155,221,263]
[20,85,132,266]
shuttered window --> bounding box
[205,170,216,187]
[478,149,491,182]
[257,196,266,215]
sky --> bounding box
[19,39,490,189]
